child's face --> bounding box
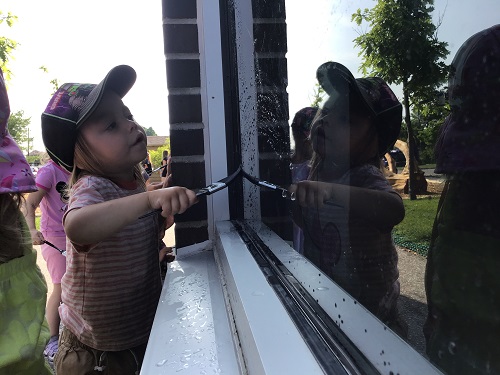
[310,107,377,166]
[80,90,147,179]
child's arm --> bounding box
[23,189,47,245]
[64,186,197,245]
[290,181,405,229]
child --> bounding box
[424,24,500,374]
[0,69,52,374]
[289,106,318,253]
[40,65,197,374]
[289,62,406,332]
[24,153,70,367]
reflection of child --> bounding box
[24,157,70,367]
[290,62,405,332]
[424,24,500,375]
[41,65,197,374]
[290,107,318,253]
[0,69,52,374]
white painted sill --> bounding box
[141,220,442,375]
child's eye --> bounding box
[106,122,117,130]
[127,114,135,122]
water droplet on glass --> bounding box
[448,341,457,355]
[156,359,168,367]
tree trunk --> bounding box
[402,82,417,200]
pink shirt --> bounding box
[36,160,70,238]
[60,175,162,351]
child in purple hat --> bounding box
[0,69,52,374]
[40,65,198,374]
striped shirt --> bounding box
[60,175,162,351]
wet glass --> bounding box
[259,1,500,373]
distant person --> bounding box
[289,106,318,254]
[424,24,500,375]
[161,149,172,186]
[0,68,52,374]
[289,62,406,334]
[41,65,198,374]
[24,154,70,369]
[142,152,153,175]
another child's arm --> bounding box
[23,189,47,245]
[64,186,197,245]
[290,181,405,229]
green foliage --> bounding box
[149,138,170,169]
[411,101,449,164]
[39,66,60,95]
[352,0,449,96]
[7,110,32,153]
[310,83,324,108]
[0,11,18,80]
[144,126,157,136]
[393,196,440,256]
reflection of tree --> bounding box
[352,0,449,199]
[309,82,324,108]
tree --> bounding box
[352,0,449,199]
[309,82,324,108]
[144,126,157,136]
[8,110,32,154]
[0,11,18,80]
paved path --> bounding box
[396,245,428,356]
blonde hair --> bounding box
[68,132,146,190]
[0,193,28,264]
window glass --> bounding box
[258,1,500,373]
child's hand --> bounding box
[289,181,333,208]
[148,187,197,217]
[159,246,175,263]
[30,229,45,245]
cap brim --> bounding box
[77,65,137,127]
[316,62,375,116]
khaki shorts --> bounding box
[54,327,147,375]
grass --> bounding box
[419,163,436,169]
[35,216,40,231]
[393,196,440,257]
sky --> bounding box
[3,0,169,151]
[2,0,499,153]
[286,0,500,119]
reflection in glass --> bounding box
[280,0,500,371]
[290,61,406,336]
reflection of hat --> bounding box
[41,65,136,172]
[0,69,37,194]
[316,62,402,155]
[291,107,318,137]
[435,24,500,173]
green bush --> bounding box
[149,138,170,170]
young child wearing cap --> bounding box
[424,24,500,374]
[41,65,198,374]
[289,62,406,333]
[290,106,318,254]
[0,69,52,374]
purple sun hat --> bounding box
[435,24,500,174]
[316,61,403,156]
[0,69,37,194]
[41,65,136,172]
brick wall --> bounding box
[162,0,291,249]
